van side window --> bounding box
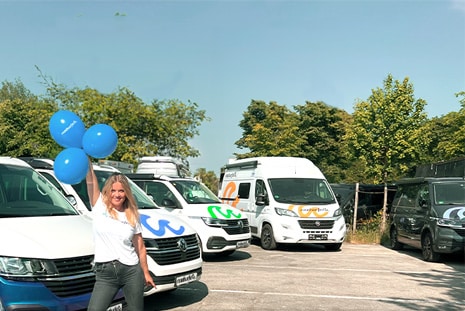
[255,180,267,197]
[145,182,174,206]
[393,184,423,208]
[417,185,429,208]
[238,183,251,199]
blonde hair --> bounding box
[102,173,140,227]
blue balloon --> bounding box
[54,148,89,185]
[49,110,86,148]
[82,124,118,159]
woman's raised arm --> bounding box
[85,158,100,207]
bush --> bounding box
[346,210,389,244]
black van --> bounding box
[389,177,465,262]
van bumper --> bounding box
[0,277,124,311]
[205,236,251,253]
[273,216,347,244]
[434,227,465,254]
[0,276,92,311]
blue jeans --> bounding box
[87,260,144,311]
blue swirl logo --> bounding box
[140,214,185,236]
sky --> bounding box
[1,0,464,175]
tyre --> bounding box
[324,243,342,251]
[390,226,403,250]
[260,223,277,250]
[421,232,440,262]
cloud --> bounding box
[451,0,465,13]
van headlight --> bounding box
[437,218,463,228]
[275,208,298,217]
[333,208,343,217]
[202,217,228,227]
[0,257,58,279]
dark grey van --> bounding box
[389,177,465,261]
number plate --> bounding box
[107,303,123,311]
[236,240,250,248]
[308,234,328,240]
[175,272,198,287]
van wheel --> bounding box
[390,227,403,250]
[261,224,277,250]
[422,232,440,262]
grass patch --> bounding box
[345,210,390,245]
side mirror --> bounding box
[256,194,268,206]
[419,199,428,209]
[161,198,178,209]
[66,194,78,207]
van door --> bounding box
[394,183,423,247]
[410,184,429,248]
[254,179,268,211]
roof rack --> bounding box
[415,157,465,178]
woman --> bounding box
[86,159,155,311]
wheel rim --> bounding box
[262,228,271,247]
[422,235,432,259]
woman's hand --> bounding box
[145,272,156,289]
[133,233,156,290]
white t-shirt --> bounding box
[92,194,142,265]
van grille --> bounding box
[54,255,94,274]
[40,273,96,297]
[222,219,251,235]
[147,234,201,265]
[40,255,95,298]
[298,219,335,229]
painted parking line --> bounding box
[206,263,446,275]
[206,289,464,306]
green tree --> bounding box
[235,100,305,158]
[425,92,465,161]
[344,74,429,231]
[44,83,209,164]
[194,168,219,194]
[345,74,429,183]
[294,101,352,182]
[0,80,60,157]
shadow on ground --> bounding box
[144,281,208,311]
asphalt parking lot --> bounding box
[144,241,465,311]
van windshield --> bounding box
[268,178,336,204]
[170,180,221,204]
[433,181,465,205]
[431,181,465,220]
[0,163,78,217]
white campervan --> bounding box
[0,157,125,310]
[218,157,346,250]
[126,174,251,257]
[24,158,203,296]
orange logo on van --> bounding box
[288,205,328,218]
[221,181,239,208]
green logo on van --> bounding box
[208,205,242,219]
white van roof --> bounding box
[1,156,33,167]
[225,157,325,179]
[137,156,190,177]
